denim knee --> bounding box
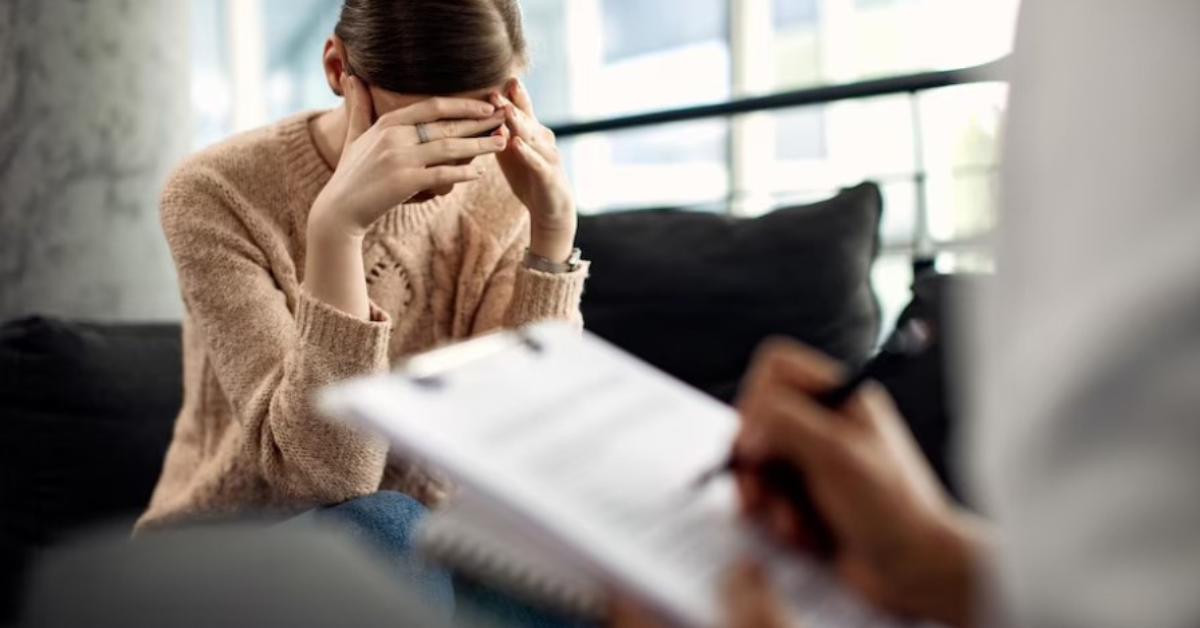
[313,491,454,615]
[321,490,428,554]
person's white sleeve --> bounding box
[963,2,1200,627]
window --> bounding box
[189,0,232,150]
[187,0,1021,334]
[524,0,733,211]
[565,119,731,211]
[603,0,728,63]
[261,0,342,122]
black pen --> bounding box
[691,318,935,555]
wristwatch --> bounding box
[523,247,583,274]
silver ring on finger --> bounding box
[415,123,432,144]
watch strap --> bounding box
[523,247,582,274]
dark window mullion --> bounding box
[726,0,739,216]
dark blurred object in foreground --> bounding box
[16,524,449,628]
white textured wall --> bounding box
[0,0,190,321]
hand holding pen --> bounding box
[696,319,945,554]
[622,322,979,628]
[698,321,981,626]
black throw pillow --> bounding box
[576,182,882,402]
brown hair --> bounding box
[334,0,528,95]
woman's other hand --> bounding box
[309,74,508,240]
[491,79,578,263]
[609,562,788,628]
[735,338,986,628]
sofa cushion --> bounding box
[576,182,883,401]
[0,317,182,547]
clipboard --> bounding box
[401,327,547,390]
[321,323,909,628]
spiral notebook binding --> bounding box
[416,513,606,621]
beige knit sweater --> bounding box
[136,111,588,532]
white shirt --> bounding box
[963,2,1200,627]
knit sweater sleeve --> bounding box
[470,214,589,335]
[161,166,390,504]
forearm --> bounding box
[304,216,371,320]
[529,221,577,264]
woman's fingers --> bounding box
[412,164,484,191]
[412,111,506,143]
[495,94,535,138]
[412,136,508,165]
[341,74,374,150]
[509,77,536,117]
[381,96,498,127]
[512,136,554,174]
[510,109,560,163]
[493,93,559,160]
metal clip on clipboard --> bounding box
[402,328,546,389]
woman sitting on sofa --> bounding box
[137,0,587,620]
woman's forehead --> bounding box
[369,78,514,116]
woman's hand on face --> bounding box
[309,74,508,241]
[491,79,578,263]
[609,562,788,628]
[735,339,983,628]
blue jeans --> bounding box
[301,491,586,628]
